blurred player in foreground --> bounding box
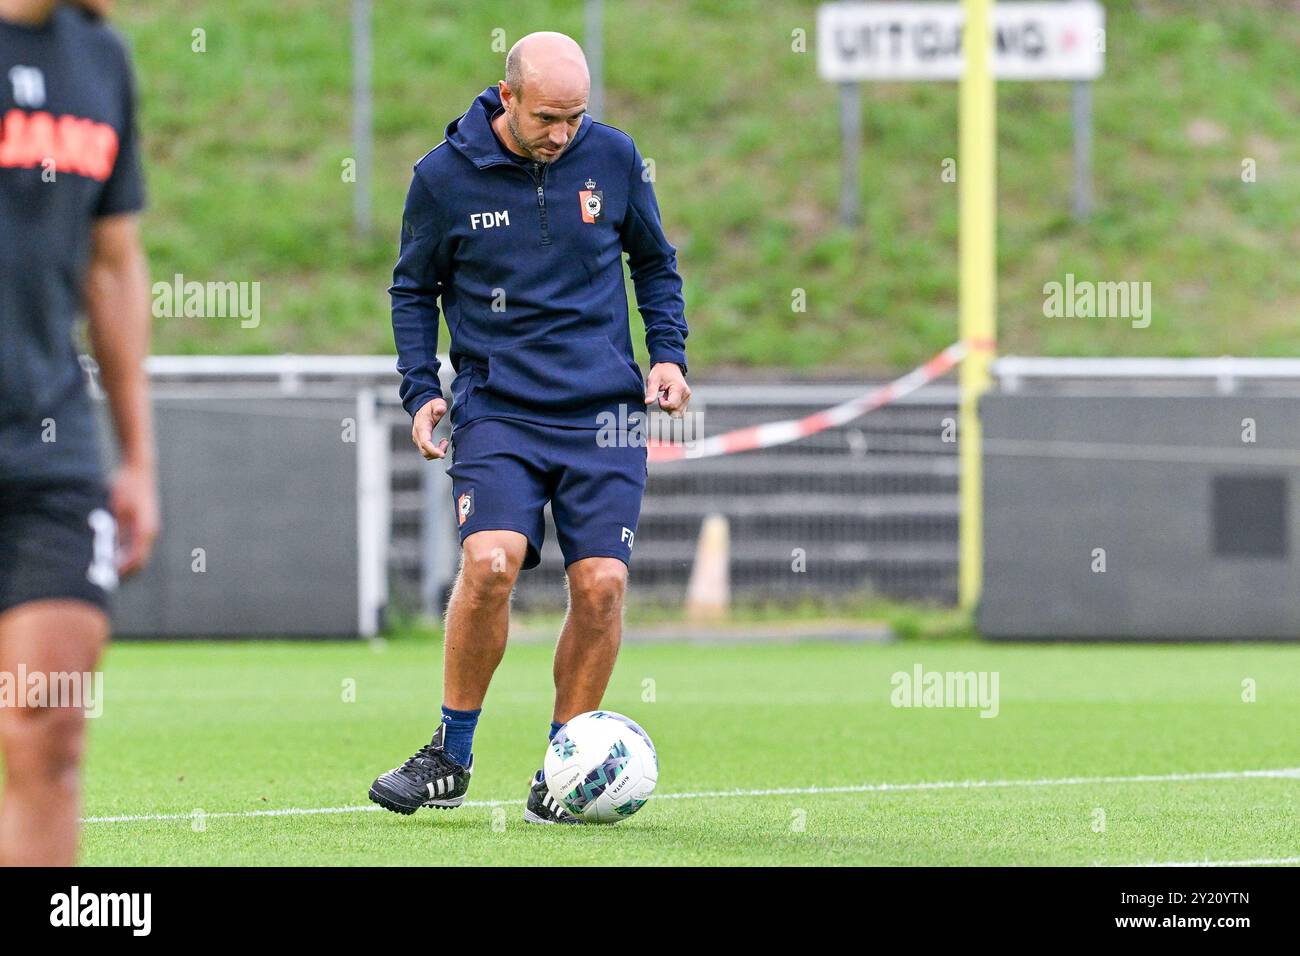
[372,32,689,823]
[0,0,156,865]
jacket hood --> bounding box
[443,85,594,169]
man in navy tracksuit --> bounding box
[371,32,690,823]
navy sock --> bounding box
[439,704,480,767]
[536,721,565,783]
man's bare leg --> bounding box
[552,557,628,722]
[369,529,529,812]
[441,530,527,710]
[0,600,109,867]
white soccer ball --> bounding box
[543,711,658,823]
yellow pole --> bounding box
[958,0,996,610]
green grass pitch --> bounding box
[69,633,1299,866]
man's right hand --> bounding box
[412,398,450,460]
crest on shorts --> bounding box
[457,490,475,527]
[579,178,603,223]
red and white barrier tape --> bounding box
[648,341,968,462]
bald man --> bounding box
[372,32,689,823]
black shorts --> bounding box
[0,480,116,616]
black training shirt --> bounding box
[0,5,145,483]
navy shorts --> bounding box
[0,479,116,616]
[447,418,647,570]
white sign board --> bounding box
[817,1,1105,82]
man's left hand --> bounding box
[645,362,691,417]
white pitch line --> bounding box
[1131,857,1300,867]
[80,766,1300,825]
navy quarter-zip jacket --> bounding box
[390,85,689,430]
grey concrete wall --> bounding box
[980,394,1300,640]
[109,396,362,637]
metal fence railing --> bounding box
[138,357,961,618]
[505,382,960,611]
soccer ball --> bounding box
[543,711,658,823]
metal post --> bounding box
[958,0,996,611]
[355,388,389,637]
[351,0,373,237]
[838,81,861,226]
[586,0,604,120]
[1071,81,1093,220]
